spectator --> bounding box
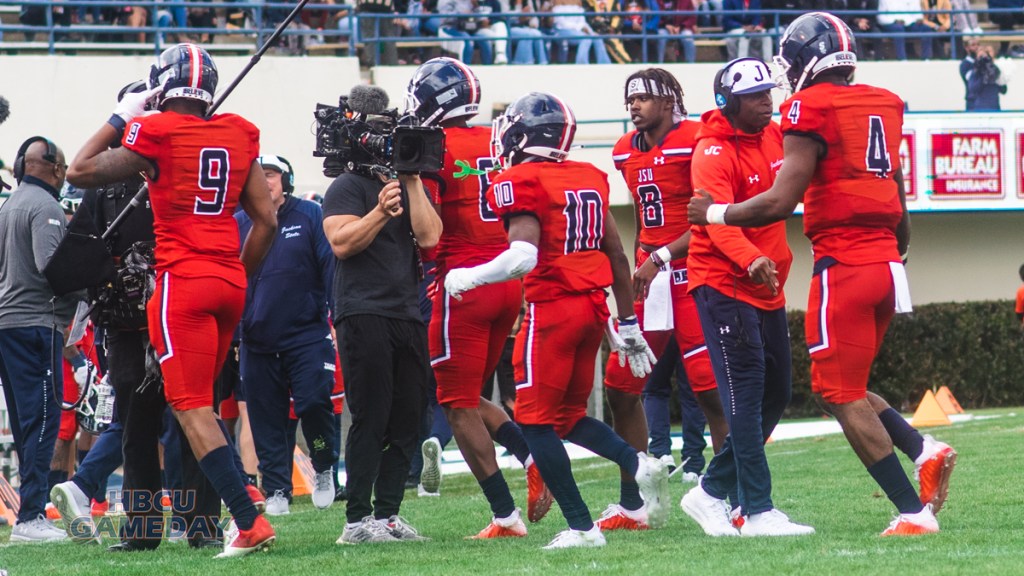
[0,136,73,543]
[988,0,1024,56]
[960,39,1007,110]
[508,0,552,64]
[948,0,980,34]
[1015,263,1024,333]
[877,0,934,60]
[358,0,403,66]
[431,0,496,65]
[475,0,512,64]
[722,0,772,61]
[583,0,633,63]
[19,2,72,42]
[620,0,661,62]
[551,0,612,63]
[922,0,952,55]
[653,0,699,63]
[846,0,881,59]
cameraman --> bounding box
[322,148,441,542]
[961,38,1007,111]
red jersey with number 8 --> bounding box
[612,121,700,248]
[426,126,507,276]
[123,111,260,287]
[487,160,612,302]
[779,83,904,265]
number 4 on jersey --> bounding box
[865,115,892,178]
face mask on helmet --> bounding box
[405,57,481,127]
[774,11,857,94]
[149,43,219,110]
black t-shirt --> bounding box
[322,173,422,324]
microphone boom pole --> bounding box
[102,0,312,241]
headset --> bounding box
[713,57,764,118]
[259,155,294,195]
[13,136,58,183]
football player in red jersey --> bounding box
[597,68,728,532]
[689,13,957,537]
[406,58,552,538]
[680,58,812,538]
[445,92,666,550]
[68,44,278,557]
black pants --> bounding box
[337,315,429,523]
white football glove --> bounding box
[113,85,163,123]
[73,360,96,390]
[444,267,480,301]
[617,319,657,378]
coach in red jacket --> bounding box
[680,58,812,538]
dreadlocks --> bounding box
[623,68,687,118]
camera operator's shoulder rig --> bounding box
[96,175,148,234]
[313,95,446,179]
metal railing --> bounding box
[1,3,1021,62]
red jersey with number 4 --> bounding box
[780,83,904,265]
[487,160,612,302]
[426,126,507,276]
[123,110,260,287]
[612,121,700,248]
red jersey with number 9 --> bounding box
[612,120,700,248]
[779,83,904,265]
[424,126,507,276]
[123,111,260,287]
[487,160,612,302]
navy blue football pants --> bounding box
[692,286,792,516]
[241,338,338,497]
[0,326,63,523]
[642,336,708,474]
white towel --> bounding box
[67,301,92,346]
[889,261,913,314]
[643,265,674,331]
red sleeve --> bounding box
[1016,286,1024,315]
[122,113,165,160]
[612,132,633,173]
[691,140,765,271]
[780,94,832,140]
[488,168,543,220]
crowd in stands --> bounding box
[3,0,1023,62]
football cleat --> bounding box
[420,437,443,495]
[160,491,172,511]
[469,509,528,539]
[730,506,745,530]
[915,436,957,514]
[881,504,939,536]
[91,499,109,517]
[680,484,740,537]
[542,525,606,550]
[634,453,670,529]
[216,514,275,558]
[740,508,815,537]
[45,502,61,521]
[246,484,267,514]
[594,503,649,531]
[525,458,553,523]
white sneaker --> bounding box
[264,490,290,516]
[634,453,670,529]
[10,516,68,543]
[420,437,442,495]
[312,470,336,510]
[386,515,429,541]
[493,52,509,65]
[680,472,701,484]
[50,481,100,544]
[336,516,399,544]
[680,484,740,537]
[417,483,439,497]
[542,525,606,549]
[658,454,677,472]
[740,508,815,537]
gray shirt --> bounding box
[0,178,79,329]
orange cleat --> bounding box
[216,515,275,558]
[160,492,172,510]
[730,507,745,530]
[90,499,109,517]
[881,505,939,536]
[246,484,267,514]
[45,503,61,521]
[594,504,649,531]
[525,460,553,523]
[916,437,956,514]
[469,509,528,539]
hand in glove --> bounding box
[444,268,480,301]
[112,85,163,124]
[73,360,96,390]
[616,317,657,378]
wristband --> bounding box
[654,246,672,267]
[648,249,664,268]
[107,114,127,138]
[70,353,87,371]
[706,203,729,225]
[619,315,638,326]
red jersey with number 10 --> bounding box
[780,83,904,265]
[123,111,260,287]
[612,120,700,248]
[487,160,612,302]
[426,126,507,276]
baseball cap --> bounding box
[721,59,775,95]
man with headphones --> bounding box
[680,57,813,537]
[235,155,339,516]
[0,136,77,542]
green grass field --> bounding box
[1,408,1021,576]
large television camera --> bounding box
[313,85,445,178]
